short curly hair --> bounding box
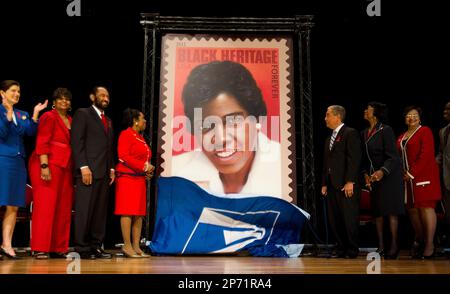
[52,87,72,101]
[122,108,141,128]
[403,105,422,119]
[181,61,267,133]
[368,101,389,124]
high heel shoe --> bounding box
[138,252,151,258]
[375,248,385,257]
[422,248,435,260]
[384,249,400,260]
[133,246,151,258]
[33,252,50,260]
[0,247,21,260]
[410,241,424,259]
[133,250,151,258]
[121,248,141,258]
[49,252,69,259]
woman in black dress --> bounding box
[361,102,405,259]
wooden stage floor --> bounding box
[1,251,449,274]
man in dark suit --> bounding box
[321,105,361,258]
[437,101,450,257]
[71,86,115,259]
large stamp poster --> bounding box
[158,34,295,202]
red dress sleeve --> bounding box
[117,129,147,172]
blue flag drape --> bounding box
[149,177,309,257]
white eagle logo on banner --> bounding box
[182,207,280,254]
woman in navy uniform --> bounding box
[0,80,47,259]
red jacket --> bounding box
[397,126,441,203]
[115,127,151,175]
[31,110,72,169]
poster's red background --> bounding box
[172,47,280,156]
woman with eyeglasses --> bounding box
[397,106,441,259]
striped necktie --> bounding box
[329,130,337,150]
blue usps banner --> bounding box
[149,177,309,257]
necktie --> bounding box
[329,130,337,150]
[101,112,108,132]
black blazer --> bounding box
[71,106,114,179]
[361,123,400,177]
[322,125,362,190]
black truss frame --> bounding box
[140,14,317,241]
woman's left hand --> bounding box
[403,172,413,181]
[41,167,52,181]
[145,171,154,180]
[33,100,48,117]
[145,163,155,180]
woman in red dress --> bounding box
[29,88,73,259]
[397,106,441,259]
[115,108,154,258]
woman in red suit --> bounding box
[115,108,154,258]
[29,88,73,259]
[397,106,441,259]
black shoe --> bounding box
[0,247,21,260]
[422,248,435,260]
[384,249,400,260]
[0,253,3,260]
[410,241,424,259]
[33,252,50,259]
[79,252,96,259]
[93,248,112,259]
[49,252,69,259]
[422,253,435,260]
[329,250,346,258]
[345,250,359,259]
[375,248,385,257]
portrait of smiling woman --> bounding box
[170,61,284,199]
